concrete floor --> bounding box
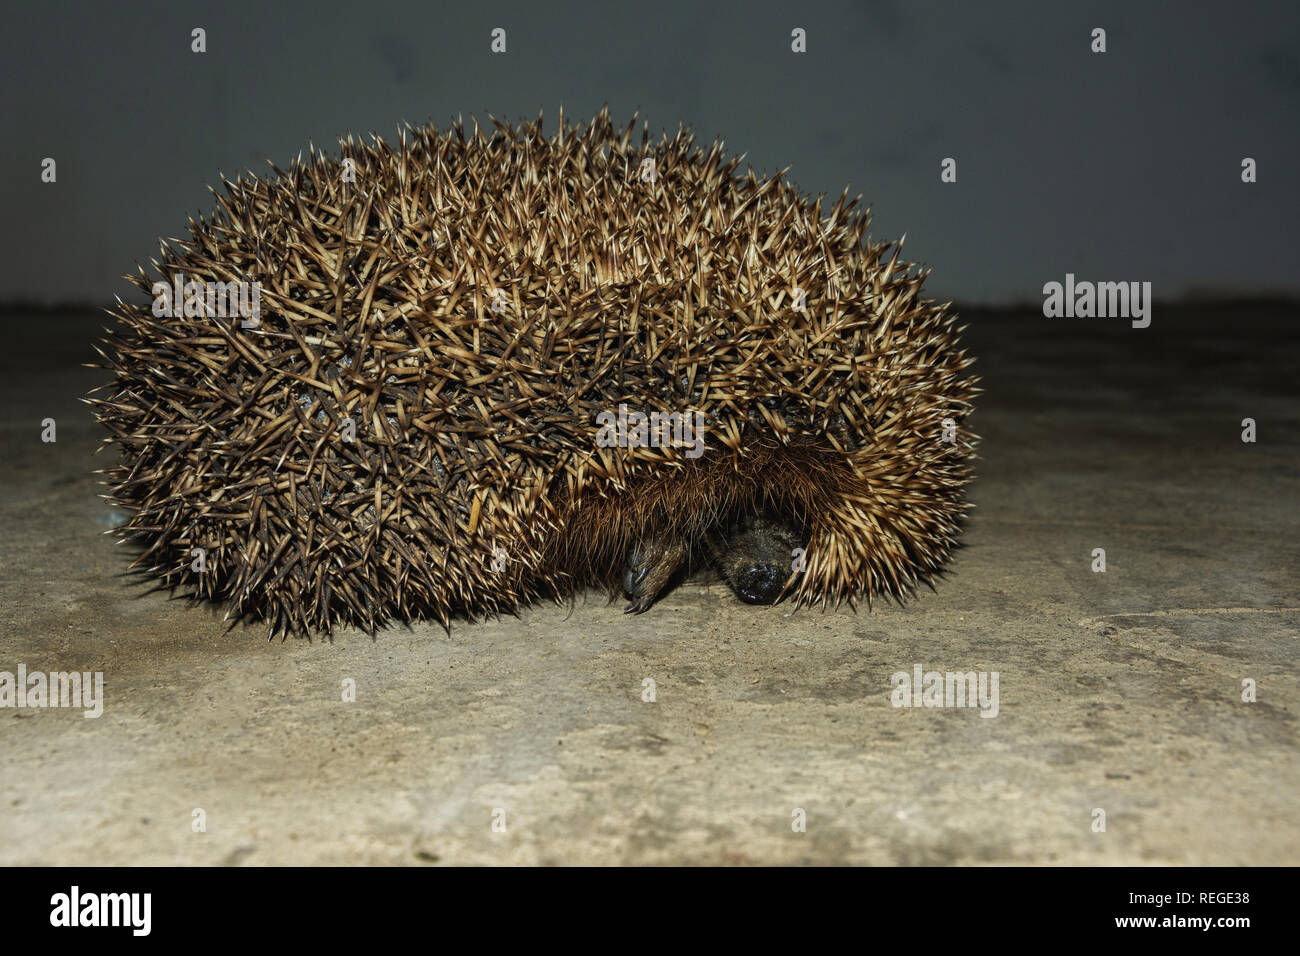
[1,303,1296,865]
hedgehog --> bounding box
[89,107,979,636]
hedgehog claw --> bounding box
[622,532,688,613]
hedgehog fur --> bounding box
[90,107,979,636]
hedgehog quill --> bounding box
[89,108,979,636]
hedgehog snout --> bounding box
[704,509,807,606]
[730,563,788,605]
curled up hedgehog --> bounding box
[89,108,979,636]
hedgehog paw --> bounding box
[623,532,689,614]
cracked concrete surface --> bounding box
[0,304,1296,865]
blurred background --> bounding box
[2,0,1297,307]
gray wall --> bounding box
[3,0,1296,305]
